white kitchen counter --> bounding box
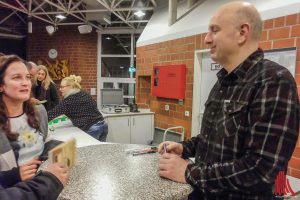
[48,119,102,147]
[101,108,154,118]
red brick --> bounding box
[296,38,300,48]
[259,41,272,50]
[269,27,290,40]
[297,61,300,74]
[273,38,295,49]
[296,75,300,85]
[288,157,300,169]
[274,17,285,27]
[292,148,300,158]
[287,14,298,25]
[260,30,268,41]
[291,25,300,37]
[289,168,300,179]
[264,19,273,29]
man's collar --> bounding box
[217,48,264,81]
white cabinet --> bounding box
[106,116,131,144]
[105,112,154,145]
[130,115,153,145]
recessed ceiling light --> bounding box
[134,10,145,17]
[106,37,112,40]
[120,66,125,69]
[55,14,66,19]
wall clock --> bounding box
[48,49,58,59]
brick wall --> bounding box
[27,20,98,93]
[136,13,300,178]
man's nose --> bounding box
[204,32,212,44]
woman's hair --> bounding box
[62,75,82,89]
[34,65,54,90]
[0,55,39,140]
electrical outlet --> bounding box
[185,111,190,117]
[165,105,169,111]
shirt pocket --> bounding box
[218,100,248,138]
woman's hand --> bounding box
[19,158,42,181]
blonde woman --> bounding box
[32,65,59,111]
[48,75,107,141]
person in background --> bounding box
[48,75,108,141]
[32,65,60,111]
[0,54,69,200]
[0,52,5,57]
[158,2,299,200]
[26,61,38,79]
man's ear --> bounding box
[238,23,250,44]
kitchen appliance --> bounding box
[100,89,130,114]
[102,104,130,114]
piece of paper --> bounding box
[48,138,76,168]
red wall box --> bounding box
[152,64,186,99]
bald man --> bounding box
[158,2,299,200]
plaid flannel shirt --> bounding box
[182,49,300,200]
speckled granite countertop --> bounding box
[58,143,192,200]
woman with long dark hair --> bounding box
[0,55,68,200]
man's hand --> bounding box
[19,158,42,181]
[44,163,69,186]
[157,141,183,156]
[159,153,188,183]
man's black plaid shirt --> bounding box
[182,49,300,200]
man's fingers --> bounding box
[159,170,169,178]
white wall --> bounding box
[137,0,300,47]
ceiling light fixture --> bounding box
[55,14,66,20]
[134,10,145,17]
[106,37,112,40]
[46,25,57,35]
[78,25,92,34]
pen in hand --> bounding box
[163,143,167,154]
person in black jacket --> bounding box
[0,163,68,200]
[32,65,60,111]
